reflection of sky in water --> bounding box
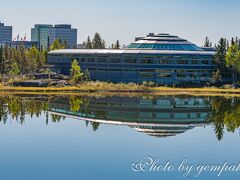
[0,95,239,180]
[0,114,239,180]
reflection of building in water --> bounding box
[132,126,195,138]
[49,96,211,138]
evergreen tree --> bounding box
[215,38,229,79]
[231,37,235,45]
[26,46,38,72]
[85,36,92,49]
[225,44,240,83]
[2,44,11,75]
[227,40,230,49]
[92,33,105,49]
[102,40,106,49]
[204,36,212,47]
[83,68,90,81]
[9,63,20,76]
[70,59,83,84]
[111,40,120,49]
[212,69,222,82]
[0,44,48,78]
[0,46,3,76]
[50,39,67,51]
[38,49,47,70]
[115,40,120,49]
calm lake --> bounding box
[0,94,240,180]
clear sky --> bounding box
[1,0,240,47]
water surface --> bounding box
[0,94,240,180]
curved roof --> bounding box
[126,33,204,51]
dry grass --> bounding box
[152,86,240,93]
[0,81,149,92]
[0,81,240,97]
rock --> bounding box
[13,80,49,87]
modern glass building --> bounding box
[31,24,53,49]
[0,21,12,44]
[48,24,77,49]
[48,33,216,85]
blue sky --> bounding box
[1,0,240,46]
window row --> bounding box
[74,57,211,65]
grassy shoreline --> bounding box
[0,82,240,97]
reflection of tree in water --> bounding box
[69,96,98,130]
[0,95,99,131]
[51,114,65,123]
[0,98,8,124]
[210,97,240,140]
[91,122,100,131]
[0,95,49,124]
[210,97,228,140]
[70,96,83,113]
[1,95,240,138]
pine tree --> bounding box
[212,69,222,82]
[215,38,227,78]
[9,63,20,76]
[18,45,27,74]
[116,40,120,49]
[204,36,212,47]
[92,33,105,49]
[0,46,3,76]
[231,37,235,45]
[102,40,106,49]
[26,46,38,72]
[84,68,90,81]
[114,40,120,49]
[85,36,92,49]
[70,59,83,85]
[50,39,67,51]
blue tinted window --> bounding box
[126,43,202,51]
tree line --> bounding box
[83,32,120,49]
[0,95,100,131]
[0,45,47,77]
[204,36,240,84]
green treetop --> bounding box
[92,33,105,49]
[225,44,240,83]
[204,36,212,47]
[70,59,83,85]
[50,39,68,51]
[9,63,20,76]
[215,38,227,67]
[85,36,93,49]
[111,40,120,49]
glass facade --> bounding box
[48,24,77,49]
[126,43,202,51]
[31,24,53,49]
[0,22,12,44]
[48,33,216,85]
